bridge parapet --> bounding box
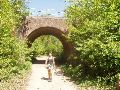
[21,16,67,37]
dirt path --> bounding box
[25,56,80,90]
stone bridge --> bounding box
[18,16,73,58]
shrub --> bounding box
[64,0,120,87]
[0,0,31,82]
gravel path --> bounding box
[26,56,79,90]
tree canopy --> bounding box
[63,0,120,88]
[0,0,31,82]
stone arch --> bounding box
[27,26,72,58]
[18,16,73,59]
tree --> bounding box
[65,0,120,86]
[31,35,63,57]
[0,0,30,82]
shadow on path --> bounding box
[32,56,47,64]
[33,60,46,64]
[41,77,49,80]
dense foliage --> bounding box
[63,0,120,88]
[31,35,64,63]
[0,0,31,86]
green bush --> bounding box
[0,0,31,83]
[31,35,64,59]
[64,0,120,88]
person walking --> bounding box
[45,53,55,82]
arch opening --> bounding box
[31,35,64,64]
[27,27,72,62]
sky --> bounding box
[27,0,67,17]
